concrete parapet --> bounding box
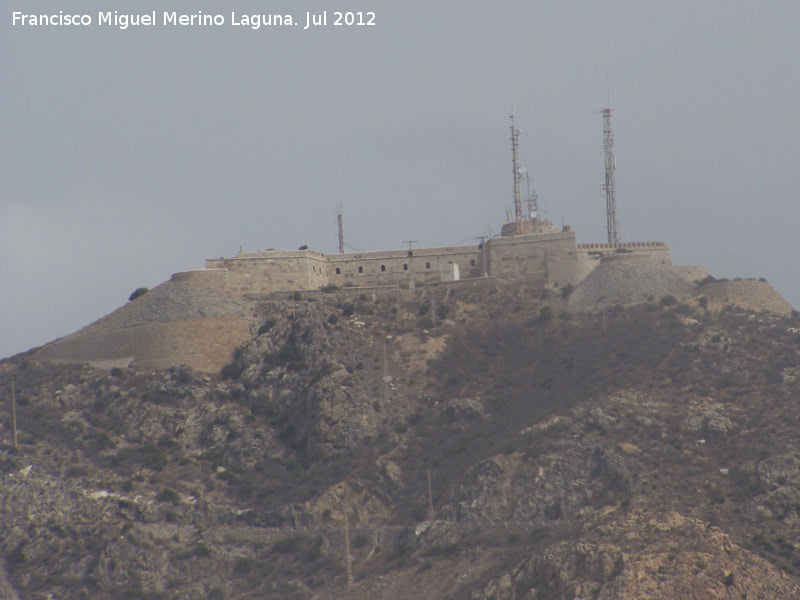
[170,269,227,288]
[577,242,668,250]
[599,253,653,264]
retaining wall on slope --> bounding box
[38,318,251,372]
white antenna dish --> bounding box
[517,166,526,174]
[530,211,538,219]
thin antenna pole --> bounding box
[11,376,18,450]
[431,295,437,329]
[524,172,538,221]
[337,204,345,254]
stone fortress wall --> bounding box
[174,224,673,295]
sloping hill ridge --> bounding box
[2,282,800,599]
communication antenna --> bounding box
[336,204,345,254]
[524,172,538,221]
[509,113,524,233]
[601,80,620,245]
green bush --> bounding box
[321,284,339,293]
[660,295,678,306]
[128,287,149,302]
[327,314,339,325]
[257,317,277,336]
[341,302,355,317]
[156,488,181,505]
[221,361,246,380]
[273,537,303,555]
[418,317,435,330]
[233,556,254,574]
[7,542,26,565]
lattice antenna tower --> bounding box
[336,203,345,254]
[602,102,620,245]
[509,113,524,233]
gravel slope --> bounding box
[568,257,695,312]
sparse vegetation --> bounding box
[128,287,149,301]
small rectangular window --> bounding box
[403,264,408,271]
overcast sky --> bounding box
[2,1,798,359]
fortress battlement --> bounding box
[178,224,671,296]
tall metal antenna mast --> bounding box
[336,203,345,254]
[510,113,524,233]
[602,105,620,245]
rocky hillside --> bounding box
[2,281,800,599]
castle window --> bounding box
[358,266,363,273]
[403,264,408,271]
[426,262,431,269]
[381,265,386,272]
[335,268,341,275]
[470,259,476,266]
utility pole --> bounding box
[11,376,18,450]
[287,280,296,319]
[382,338,391,401]
[344,510,353,586]
[427,468,435,522]
[431,294,437,329]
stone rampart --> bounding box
[189,232,676,297]
[206,250,328,295]
[576,242,672,281]
[698,280,795,315]
[170,269,227,289]
[326,245,484,287]
[38,318,251,372]
[485,231,579,288]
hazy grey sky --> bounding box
[2,1,798,359]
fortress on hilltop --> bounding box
[171,222,674,296]
[40,114,795,374]
[172,112,673,296]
